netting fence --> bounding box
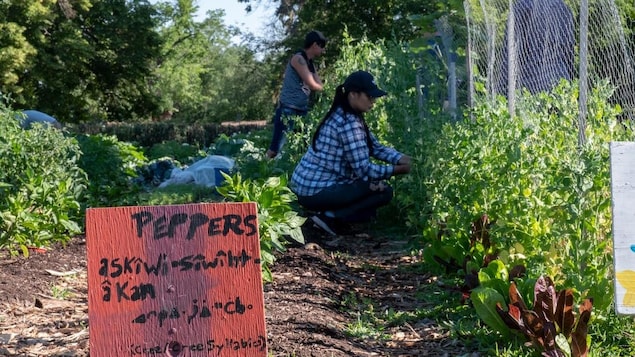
[464,0,635,136]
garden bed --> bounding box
[0,224,477,357]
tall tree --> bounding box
[238,0,439,59]
[234,0,447,110]
[151,0,274,122]
[0,1,58,103]
[0,0,162,122]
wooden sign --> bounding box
[610,142,635,315]
[85,203,267,356]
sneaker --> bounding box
[310,214,338,236]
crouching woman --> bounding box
[290,70,411,235]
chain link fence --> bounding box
[465,0,635,131]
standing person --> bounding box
[266,30,327,159]
[290,71,412,236]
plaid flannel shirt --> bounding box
[291,107,403,197]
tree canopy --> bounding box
[0,0,632,124]
[151,1,274,123]
[0,0,162,122]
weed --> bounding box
[345,313,386,339]
[50,285,72,300]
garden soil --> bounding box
[0,222,480,357]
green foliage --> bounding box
[478,260,510,295]
[0,1,51,97]
[146,141,204,164]
[289,33,418,152]
[269,0,439,70]
[69,121,261,148]
[135,184,222,206]
[1,0,161,122]
[471,286,510,339]
[412,81,632,317]
[224,130,297,181]
[484,276,594,357]
[51,285,72,300]
[422,237,468,273]
[470,259,514,340]
[76,134,147,208]
[216,172,305,282]
[208,133,250,157]
[587,310,635,355]
[152,2,272,123]
[0,106,86,254]
[423,215,500,280]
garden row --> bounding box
[1,36,634,355]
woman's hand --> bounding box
[393,155,412,175]
[398,155,411,165]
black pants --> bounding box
[268,103,307,153]
[297,180,393,222]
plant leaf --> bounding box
[571,298,593,357]
[471,287,510,338]
[509,281,529,311]
[554,289,575,337]
[534,276,556,322]
[485,259,508,282]
[542,320,558,352]
[496,302,522,330]
[470,214,491,249]
[522,309,544,338]
[509,264,527,280]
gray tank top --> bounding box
[279,51,315,111]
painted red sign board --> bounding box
[85,203,267,356]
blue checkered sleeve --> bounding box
[339,119,399,180]
[290,108,404,197]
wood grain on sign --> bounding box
[85,203,267,356]
[610,142,635,315]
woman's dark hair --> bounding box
[311,85,374,154]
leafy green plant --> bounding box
[51,285,72,300]
[76,134,147,207]
[208,133,248,158]
[340,292,388,339]
[411,81,632,319]
[0,106,86,255]
[214,131,297,182]
[424,214,507,301]
[469,259,524,338]
[345,314,386,339]
[494,276,593,357]
[134,183,223,206]
[146,140,205,163]
[215,172,305,282]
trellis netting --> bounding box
[465,0,635,122]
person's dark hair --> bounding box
[311,85,374,154]
[304,30,327,49]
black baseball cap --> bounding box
[304,30,327,48]
[343,71,387,98]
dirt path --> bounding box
[0,226,476,356]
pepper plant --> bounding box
[215,172,305,282]
[0,106,86,255]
